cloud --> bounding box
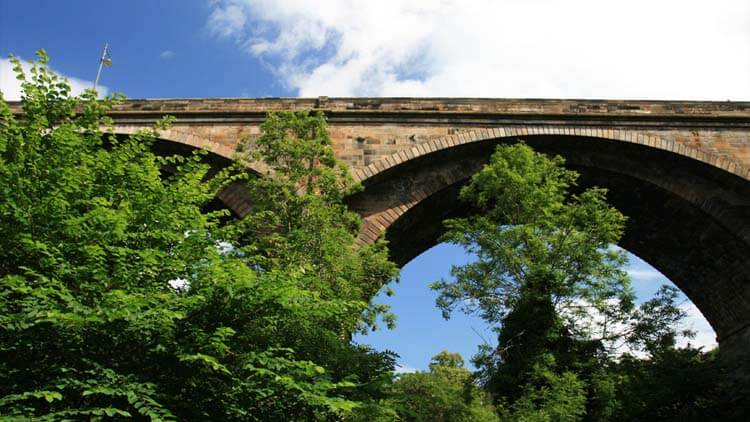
[160,50,176,59]
[0,57,108,101]
[559,296,717,357]
[207,2,247,39]
[394,363,419,374]
[626,268,666,281]
[208,0,750,100]
[677,302,717,350]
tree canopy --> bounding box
[388,351,498,422]
[0,50,398,421]
[431,142,735,420]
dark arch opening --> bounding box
[114,135,254,219]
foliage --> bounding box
[235,110,399,331]
[495,353,586,422]
[232,109,401,416]
[430,143,630,411]
[432,143,632,334]
[3,51,735,421]
[610,347,741,421]
[430,143,730,420]
[387,351,498,422]
[0,50,398,420]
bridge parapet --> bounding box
[9,98,750,179]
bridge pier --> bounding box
[720,324,750,388]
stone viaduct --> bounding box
[91,98,750,371]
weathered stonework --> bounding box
[92,98,750,173]
[9,97,750,376]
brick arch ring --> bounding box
[352,125,749,244]
[112,126,265,217]
[113,125,233,162]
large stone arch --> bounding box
[351,126,748,241]
[346,127,750,367]
[351,126,749,184]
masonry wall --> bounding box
[99,98,750,182]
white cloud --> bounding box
[394,363,418,374]
[0,57,108,101]
[677,302,717,350]
[207,2,247,39]
[208,0,750,100]
[626,268,666,281]
[160,50,176,59]
[559,296,717,357]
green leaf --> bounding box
[43,391,63,403]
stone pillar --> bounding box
[719,323,750,393]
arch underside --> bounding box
[114,128,258,218]
[151,137,253,218]
[348,135,750,343]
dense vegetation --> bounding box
[0,51,397,420]
[387,351,498,421]
[0,51,741,421]
[430,143,741,421]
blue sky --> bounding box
[2,0,744,371]
[0,1,283,99]
[356,244,716,372]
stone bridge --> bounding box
[103,98,749,371]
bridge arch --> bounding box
[352,126,749,184]
[114,126,237,161]
[113,127,255,218]
[347,127,750,364]
[115,121,750,368]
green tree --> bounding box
[232,109,401,418]
[388,351,498,422]
[430,143,704,420]
[495,353,586,422]
[235,110,398,331]
[431,143,630,397]
[0,50,398,420]
[611,346,741,421]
